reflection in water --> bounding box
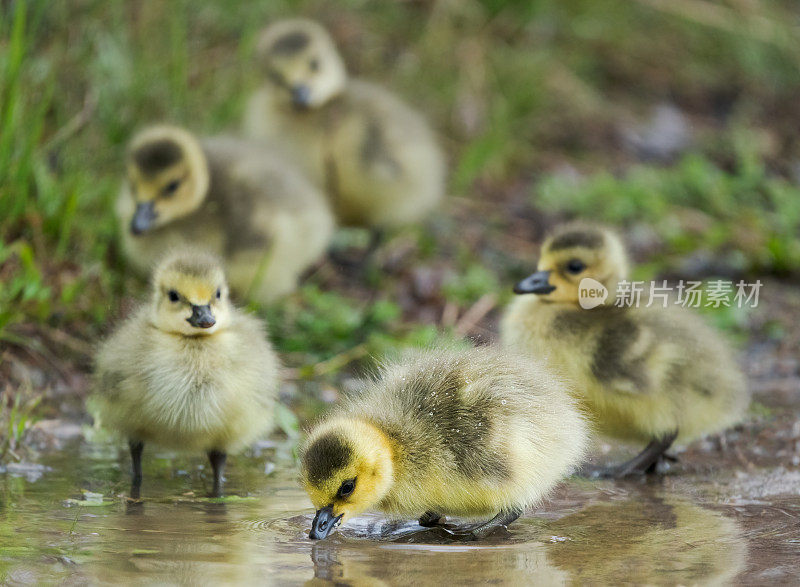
[544,496,748,586]
[92,502,242,585]
[302,497,747,586]
[0,439,757,585]
[306,540,565,586]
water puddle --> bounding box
[1,437,798,584]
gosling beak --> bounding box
[187,304,216,329]
[309,505,343,540]
[130,201,157,235]
[513,270,556,295]
[291,85,312,109]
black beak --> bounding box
[309,505,343,540]
[130,201,157,235]
[513,270,556,295]
[291,85,312,109]
[187,304,216,329]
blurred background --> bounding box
[1,0,799,454]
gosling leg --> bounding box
[601,430,679,479]
[365,228,385,259]
[645,451,679,475]
[129,439,144,500]
[328,229,386,270]
[418,511,445,527]
[207,450,227,498]
[468,507,522,540]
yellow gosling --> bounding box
[299,346,588,539]
[243,19,445,231]
[117,125,334,303]
[92,251,279,497]
[501,222,749,477]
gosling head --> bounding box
[151,251,231,337]
[125,125,210,236]
[256,19,346,110]
[301,420,394,539]
[513,223,629,305]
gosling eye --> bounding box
[337,478,356,498]
[566,259,586,275]
[163,179,181,196]
[309,58,319,72]
[215,288,221,300]
[168,289,180,302]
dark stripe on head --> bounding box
[171,260,214,278]
[303,432,352,485]
[548,230,604,252]
[271,31,310,55]
[132,139,183,175]
[159,252,222,282]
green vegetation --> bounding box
[2,0,800,457]
[0,390,40,462]
[538,150,800,274]
[266,285,462,376]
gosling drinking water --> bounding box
[299,346,587,539]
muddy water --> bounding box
[1,437,798,585]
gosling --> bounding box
[501,222,749,478]
[92,251,280,498]
[243,19,445,231]
[299,346,588,539]
[117,125,334,303]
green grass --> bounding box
[538,148,800,274]
[266,284,462,376]
[2,0,800,456]
[0,387,41,462]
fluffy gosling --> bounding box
[117,125,334,303]
[501,222,749,478]
[243,19,445,231]
[300,346,587,539]
[92,251,280,498]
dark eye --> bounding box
[337,478,356,498]
[168,290,179,302]
[163,179,181,196]
[309,58,319,72]
[566,259,586,274]
[215,288,221,299]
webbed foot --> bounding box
[418,511,444,527]
[589,431,679,479]
[467,508,522,540]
